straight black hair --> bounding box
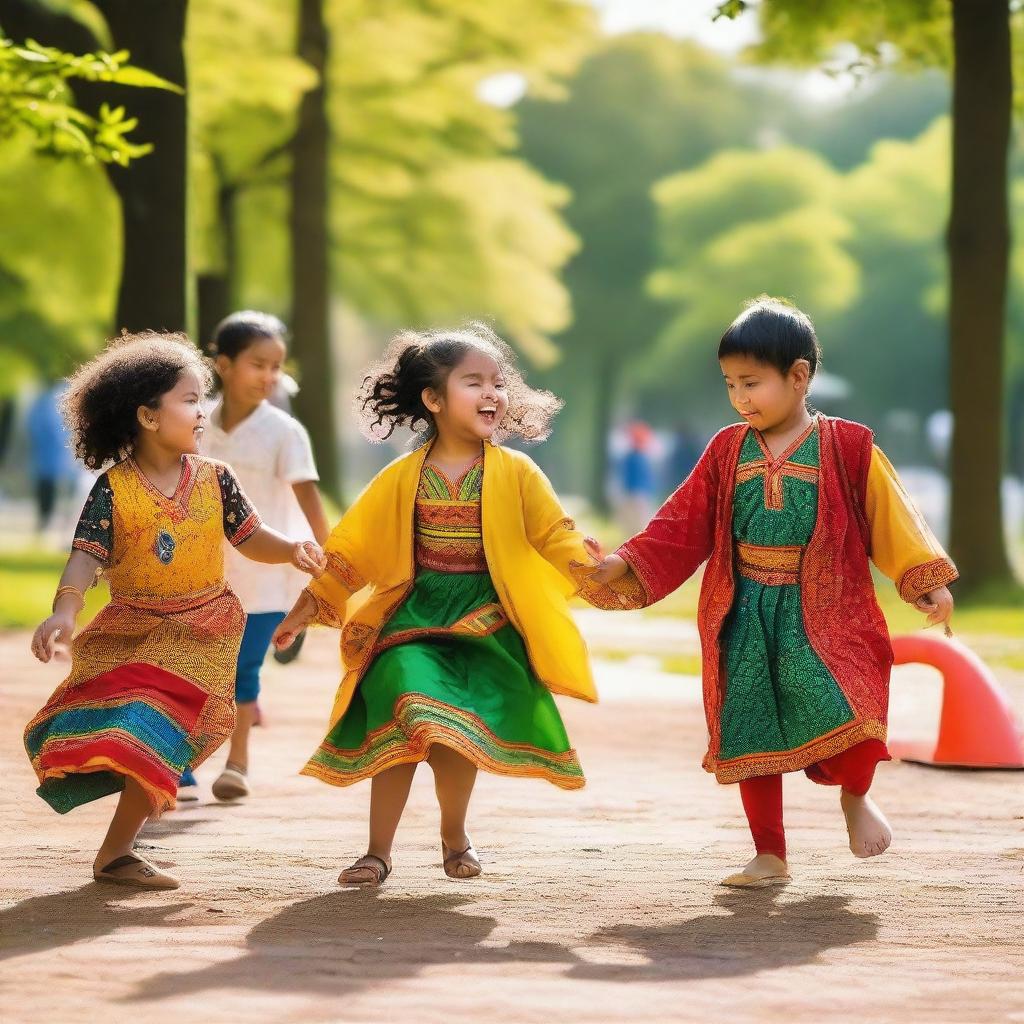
[718,296,821,378]
[210,310,287,359]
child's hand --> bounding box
[272,610,303,651]
[591,553,629,585]
[915,586,954,631]
[273,593,316,651]
[31,613,74,663]
[583,537,605,564]
[292,540,327,577]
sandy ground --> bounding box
[2,623,1023,1024]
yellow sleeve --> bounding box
[865,445,958,603]
[519,459,645,610]
[303,491,371,629]
[520,458,593,582]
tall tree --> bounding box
[715,0,1019,595]
[188,0,315,346]
[290,0,337,498]
[93,0,188,333]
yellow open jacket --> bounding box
[305,442,599,727]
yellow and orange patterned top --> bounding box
[414,458,487,573]
[73,455,261,612]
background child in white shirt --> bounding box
[189,311,329,802]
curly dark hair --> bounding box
[62,330,213,469]
[356,323,563,445]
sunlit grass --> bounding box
[0,548,107,629]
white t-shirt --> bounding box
[203,398,319,613]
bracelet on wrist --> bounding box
[52,585,85,613]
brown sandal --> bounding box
[93,853,180,890]
[442,840,482,879]
[338,854,391,886]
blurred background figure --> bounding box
[665,420,703,495]
[615,420,658,533]
[25,381,76,540]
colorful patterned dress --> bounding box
[303,458,585,789]
[719,423,869,769]
[24,455,260,815]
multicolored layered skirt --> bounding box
[303,569,585,790]
[24,591,244,815]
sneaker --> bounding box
[212,766,250,802]
[273,627,307,664]
[177,766,200,802]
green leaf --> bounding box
[31,0,113,50]
[104,65,184,93]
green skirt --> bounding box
[719,575,855,762]
[305,570,585,789]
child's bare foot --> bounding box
[720,853,790,889]
[840,790,892,858]
[338,853,391,886]
[441,835,482,879]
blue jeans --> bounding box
[179,611,285,785]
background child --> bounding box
[273,324,605,885]
[24,331,324,890]
[190,311,329,804]
[593,296,957,889]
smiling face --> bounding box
[215,334,286,409]
[720,353,810,433]
[423,346,510,444]
[137,369,207,456]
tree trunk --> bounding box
[946,0,1018,594]
[95,0,189,334]
[289,0,340,501]
[197,179,237,350]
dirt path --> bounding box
[1,627,1022,1024]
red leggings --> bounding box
[738,740,888,861]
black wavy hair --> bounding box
[718,296,821,379]
[356,323,563,445]
[62,330,213,469]
[209,310,287,359]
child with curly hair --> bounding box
[24,332,325,890]
[273,324,609,885]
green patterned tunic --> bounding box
[306,458,585,789]
[718,425,855,765]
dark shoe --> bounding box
[273,627,306,664]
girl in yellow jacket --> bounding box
[273,324,609,885]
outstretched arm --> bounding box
[31,549,103,662]
[236,524,325,574]
[273,589,318,651]
[865,445,957,629]
[600,443,720,607]
[292,480,330,545]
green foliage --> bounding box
[0,36,182,165]
[715,0,951,71]
[0,133,119,377]
[29,0,113,49]
[642,146,859,417]
[187,0,317,279]
[518,35,766,495]
[328,0,594,359]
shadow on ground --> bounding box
[125,889,581,1002]
[568,889,879,980]
[0,883,192,960]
